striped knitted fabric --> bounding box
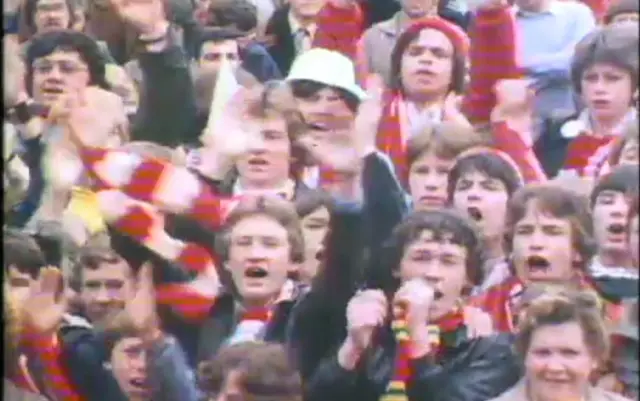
[77,146,240,230]
[96,190,218,275]
[21,332,85,401]
[74,146,243,322]
[381,313,412,401]
[381,310,463,401]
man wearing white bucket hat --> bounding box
[286,48,372,187]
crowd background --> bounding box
[2,0,640,400]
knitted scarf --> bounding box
[75,146,242,322]
[381,308,465,401]
[376,91,409,186]
[474,271,626,333]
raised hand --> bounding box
[346,289,388,350]
[108,0,168,35]
[353,74,385,157]
[443,92,472,129]
[492,79,535,144]
[463,306,494,338]
[125,263,161,342]
[50,86,128,149]
[21,267,66,335]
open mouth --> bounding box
[245,266,268,278]
[607,223,626,235]
[248,157,269,167]
[526,255,550,272]
[467,206,483,221]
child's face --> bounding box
[110,337,150,400]
[398,229,469,320]
[452,169,509,241]
[592,190,630,256]
[511,200,577,284]
[581,63,633,123]
[409,150,453,211]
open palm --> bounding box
[21,267,66,335]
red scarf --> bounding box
[381,308,465,401]
[473,273,618,333]
[376,91,408,185]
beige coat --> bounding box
[488,379,633,401]
[356,13,402,86]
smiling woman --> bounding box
[488,289,632,401]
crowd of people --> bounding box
[2,0,640,400]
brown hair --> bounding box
[368,208,486,296]
[406,121,487,167]
[97,309,140,356]
[215,195,305,264]
[571,23,639,95]
[197,342,302,401]
[505,184,596,270]
[515,289,609,363]
[71,233,129,290]
[608,119,639,167]
[245,81,307,145]
[389,18,469,94]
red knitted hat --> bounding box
[403,17,470,57]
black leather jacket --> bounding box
[306,331,522,401]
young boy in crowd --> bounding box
[305,209,521,401]
[589,165,639,278]
[473,183,596,332]
[587,165,639,322]
[407,122,486,211]
[534,23,638,178]
[447,150,524,294]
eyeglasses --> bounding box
[32,59,88,75]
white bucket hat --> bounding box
[286,48,367,101]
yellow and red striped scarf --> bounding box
[381,308,465,401]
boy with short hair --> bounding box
[473,183,596,332]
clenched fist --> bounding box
[338,289,388,369]
[393,278,435,330]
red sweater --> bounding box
[312,2,365,60]
[21,332,85,401]
[461,6,523,125]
